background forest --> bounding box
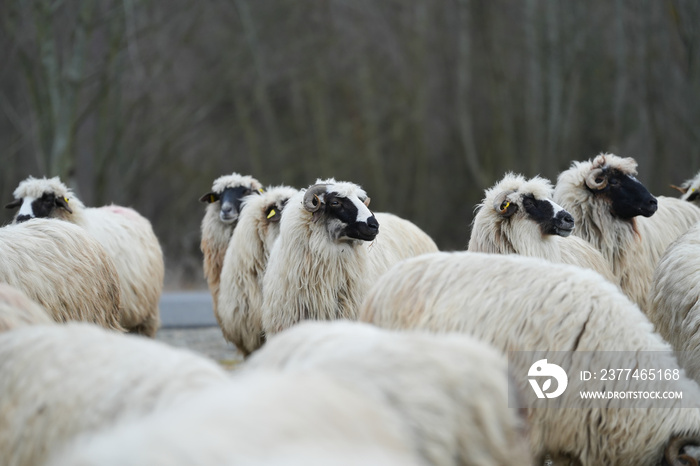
[2,0,700,288]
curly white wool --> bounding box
[10,176,164,336]
[0,219,123,331]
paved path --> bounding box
[155,291,244,370]
[159,291,218,328]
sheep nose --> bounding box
[561,213,574,225]
[366,216,379,232]
[15,215,31,223]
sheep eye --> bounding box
[330,200,340,207]
[609,178,619,186]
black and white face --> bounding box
[322,192,379,242]
[5,192,71,223]
[521,195,575,237]
[589,169,658,219]
[200,186,258,224]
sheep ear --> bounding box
[492,191,518,217]
[5,199,21,210]
[498,201,518,217]
[55,196,73,214]
[266,208,281,222]
[363,197,371,207]
[199,192,219,204]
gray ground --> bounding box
[155,291,245,370]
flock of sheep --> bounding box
[2,153,700,465]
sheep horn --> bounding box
[665,436,700,466]
[585,168,608,190]
[492,191,518,218]
[670,184,689,194]
[303,184,328,213]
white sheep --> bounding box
[199,173,263,314]
[468,172,616,283]
[245,320,532,466]
[553,153,700,314]
[0,219,123,331]
[217,185,299,355]
[261,178,437,336]
[0,322,229,466]
[7,176,164,336]
[671,170,700,205]
[649,221,700,383]
[46,370,423,466]
[359,251,700,466]
[0,283,54,332]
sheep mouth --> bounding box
[219,211,238,224]
[554,225,574,237]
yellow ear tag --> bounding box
[64,197,69,203]
[209,194,216,203]
[258,188,264,193]
[501,201,510,211]
[267,209,276,219]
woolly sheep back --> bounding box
[217,185,299,355]
[245,320,532,466]
[0,322,229,466]
[649,221,700,382]
[0,283,54,332]
[359,251,700,465]
[46,371,423,466]
[0,219,123,331]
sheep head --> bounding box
[583,154,658,219]
[485,174,575,238]
[303,181,378,242]
[6,176,77,223]
[200,174,263,224]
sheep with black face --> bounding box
[469,173,616,282]
[261,178,436,337]
[199,173,263,314]
[554,153,700,314]
[6,176,163,337]
[261,179,379,335]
